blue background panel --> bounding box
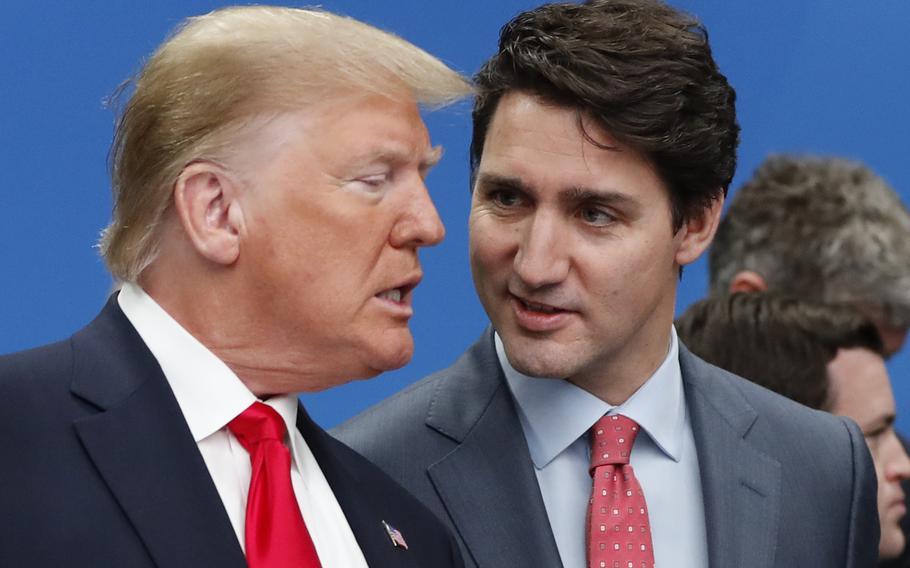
[2,1,909,429]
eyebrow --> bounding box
[475,173,532,193]
[421,145,444,172]
[353,145,444,172]
[560,186,640,211]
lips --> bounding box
[518,297,565,314]
[373,273,422,315]
[510,293,575,332]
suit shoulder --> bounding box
[333,369,444,440]
[695,357,860,448]
[0,339,74,397]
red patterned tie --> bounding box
[587,414,655,568]
[228,402,322,568]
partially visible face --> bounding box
[828,347,910,560]
[236,93,445,387]
[469,91,695,400]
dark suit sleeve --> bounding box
[841,416,880,568]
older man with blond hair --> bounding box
[0,6,469,567]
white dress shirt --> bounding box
[118,283,368,568]
[498,328,708,568]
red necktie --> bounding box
[228,402,322,568]
[587,414,655,568]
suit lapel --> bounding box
[681,347,781,568]
[424,330,563,568]
[297,406,422,568]
[71,298,246,568]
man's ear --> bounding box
[675,193,724,266]
[172,161,244,266]
[729,270,768,293]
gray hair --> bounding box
[709,155,910,327]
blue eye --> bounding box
[491,190,522,207]
[580,207,615,226]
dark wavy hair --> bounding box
[470,0,739,229]
[676,293,884,410]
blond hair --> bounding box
[100,6,471,281]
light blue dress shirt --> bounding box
[497,328,708,568]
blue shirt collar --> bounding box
[498,327,685,469]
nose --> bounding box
[390,178,445,248]
[886,433,910,482]
[513,210,570,289]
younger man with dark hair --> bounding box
[335,1,878,566]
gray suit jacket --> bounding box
[333,329,879,567]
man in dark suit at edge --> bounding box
[0,6,470,567]
[709,155,910,567]
[677,293,910,565]
[334,1,879,567]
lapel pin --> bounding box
[382,520,409,550]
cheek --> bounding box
[470,223,509,273]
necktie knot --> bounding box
[228,402,287,453]
[587,413,654,567]
[589,414,640,472]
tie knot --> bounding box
[228,402,287,453]
[589,414,640,471]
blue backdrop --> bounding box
[2,1,909,429]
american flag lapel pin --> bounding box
[382,520,409,550]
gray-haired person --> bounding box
[711,155,910,356]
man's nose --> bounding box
[513,211,570,288]
[885,431,910,482]
[390,179,445,248]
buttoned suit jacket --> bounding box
[0,297,463,568]
[333,328,880,568]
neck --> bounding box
[139,272,340,398]
[570,330,672,405]
[569,294,676,405]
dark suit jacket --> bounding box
[334,328,880,568]
[0,297,462,568]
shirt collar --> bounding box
[118,283,299,443]
[499,327,685,469]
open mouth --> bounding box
[377,288,403,303]
[509,293,575,332]
[375,278,420,306]
[518,297,566,314]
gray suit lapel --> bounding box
[425,330,563,568]
[681,346,781,568]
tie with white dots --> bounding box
[587,414,655,568]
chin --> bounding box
[880,529,906,561]
[498,334,575,377]
[364,333,414,374]
[506,348,572,379]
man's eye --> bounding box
[580,207,615,226]
[491,190,522,207]
[352,174,388,192]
